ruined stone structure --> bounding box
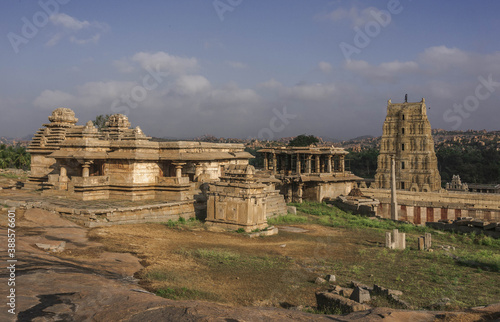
[374,98,441,192]
[446,175,468,192]
[257,146,361,202]
[206,165,276,232]
[27,108,253,202]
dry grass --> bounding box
[87,205,500,311]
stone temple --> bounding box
[374,98,441,192]
[26,108,288,227]
[257,146,361,202]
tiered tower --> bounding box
[374,98,441,192]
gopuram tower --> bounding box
[374,98,441,192]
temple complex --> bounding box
[25,108,288,226]
[27,108,255,202]
[257,146,361,202]
[374,98,441,192]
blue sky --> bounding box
[1,0,500,140]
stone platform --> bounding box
[0,191,195,227]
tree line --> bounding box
[0,144,30,170]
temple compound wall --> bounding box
[360,188,500,224]
[257,146,361,202]
[374,98,441,192]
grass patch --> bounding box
[177,247,285,270]
[164,217,200,229]
[267,213,308,225]
[291,201,431,234]
[156,287,219,301]
[0,172,22,179]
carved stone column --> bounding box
[272,153,277,175]
[327,155,332,173]
[315,155,320,173]
[297,183,303,203]
[82,163,90,178]
[172,162,186,178]
[286,184,293,203]
[306,155,312,174]
[194,163,202,181]
[59,165,68,179]
[263,153,268,170]
[296,154,301,174]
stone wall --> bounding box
[361,188,500,224]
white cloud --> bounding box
[287,83,337,101]
[113,58,136,74]
[33,90,75,110]
[418,46,469,70]
[318,61,332,73]
[345,59,418,82]
[174,75,211,95]
[226,61,248,69]
[318,6,379,27]
[132,52,199,76]
[46,13,108,47]
[257,79,283,90]
[33,81,136,111]
[208,83,260,106]
[50,13,91,30]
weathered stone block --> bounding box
[350,286,371,304]
[316,292,370,313]
[315,277,327,285]
[326,274,336,283]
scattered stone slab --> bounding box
[316,292,370,313]
[350,281,372,291]
[315,277,327,285]
[248,226,279,238]
[279,226,308,233]
[350,286,370,304]
[35,241,66,253]
[340,288,354,298]
[326,274,336,283]
[287,206,297,215]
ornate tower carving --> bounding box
[374,98,441,192]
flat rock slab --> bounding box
[279,226,309,233]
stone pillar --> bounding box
[263,153,268,170]
[340,155,345,174]
[272,153,277,175]
[315,155,320,173]
[424,233,432,249]
[390,155,398,221]
[172,162,186,178]
[60,166,67,178]
[306,155,312,174]
[82,163,90,178]
[296,154,301,174]
[297,183,303,203]
[327,155,332,173]
[194,163,202,181]
[287,184,293,203]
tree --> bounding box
[93,114,111,130]
[288,134,319,147]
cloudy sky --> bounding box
[2,0,500,140]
